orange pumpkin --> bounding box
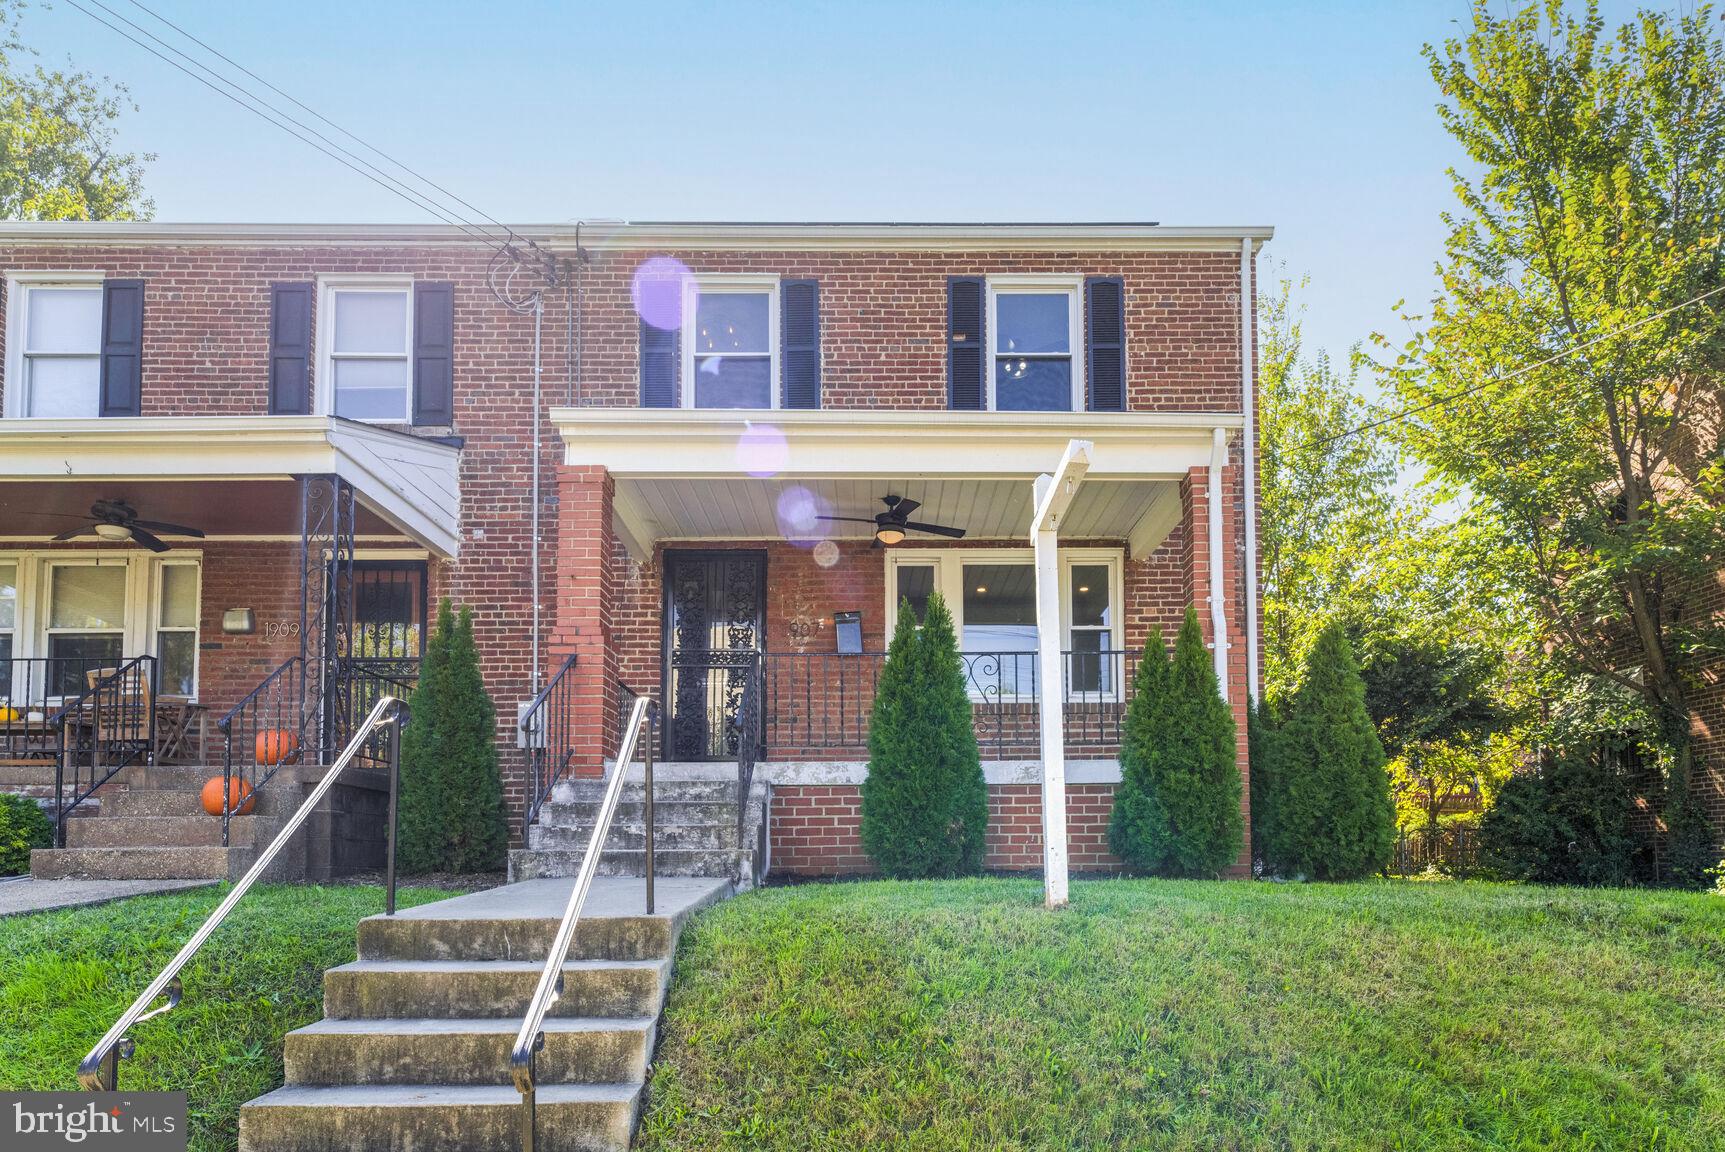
[201,776,254,817]
[255,728,300,767]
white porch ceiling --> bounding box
[616,475,1182,555]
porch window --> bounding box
[988,278,1083,412]
[683,277,779,409]
[963,563,1037,696]
[15,283,103,417]
[324,282,412,421]
[155,564,199,696]
[1067,564,1115,695]
[0,562,15,699]
[893,564,935,625]
[46,564,127,696]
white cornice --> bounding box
[0,220,1274,254]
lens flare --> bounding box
[631,256,693,330]
[737,422,789,478]
[812,539,840,568]
[776,485,823,538]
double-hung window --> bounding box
[0,561,16,701]
[8,276,104,417]
[683,276,778,409]
[988,277,1083,412]
[321,278,412,421]
[154,563,200,696]
[45,562,128,697]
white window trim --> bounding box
[680,273,780,410]
[883,546,1125,701]
[985,274,1085,413]
[150,557,202,698]
[315,274,414,423]
[0,550,203,702]
[3,271,107,419]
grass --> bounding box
[0,883,453,1152]
[637,878,1725,1152]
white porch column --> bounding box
[1031,439,1092,910]
[1208,427,1230,700]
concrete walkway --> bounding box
[0,875,216,916]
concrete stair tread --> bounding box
[289,1015,655,1037]
[246,1082,641,1106]
[328,957,668,976]
[31,844,254,881]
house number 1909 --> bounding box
[264,621,301,640]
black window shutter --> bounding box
[1085,276,1126,411]
[947,276,985,410]
[267,282,313,415]
[412,282,454,425]
[98,279,144,417]
[781,279,820,408]
[640,319,676,407]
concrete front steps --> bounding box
[511,774,767,888]
[29,764,300,882]
[239,875,731,1152]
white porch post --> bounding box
[1208,427,1230,700]
[1031,439,1092,910]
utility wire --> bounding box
[1289,279,1725,457]
[117,0,531,255]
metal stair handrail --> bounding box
[77,694,411,1092]
[511,692,656,1152]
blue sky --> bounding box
[20,0,1647,369]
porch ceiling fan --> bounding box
[46,500,207,553]
[816,495,966,546]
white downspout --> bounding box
[1031,439,1092,910]
[530,293,543,694]
[1239,238,1260,703]
[1209,426,1230,700]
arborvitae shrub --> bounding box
[1108,608,1243,877]
[1263,621,1395,880]
[397,599,508,873]
[1247,695,1277,872]
[0,793,52,875]
[861,592,987,877]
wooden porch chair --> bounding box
[83,666,156,757]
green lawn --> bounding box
[0,883,453,1152]
[637,878,1725,1152]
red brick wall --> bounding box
[768,782,1124,876]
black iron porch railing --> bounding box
[216,657,311,848]
[2,656,153,763]
[519,654,580,835]
[762,648,1137,759]
[733,659,764,838]
[47,657,159,846]
[335,656,421,759]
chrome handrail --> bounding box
[77,693,410,1092]
[511,693,655,1152]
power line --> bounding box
[1290,279,1725,456]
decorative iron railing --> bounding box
[47,656,159,846]
[336,656,420,760]
[733,658,764,839]
[761,649,1136,759]
[216,657,311,848]
[2,656,152,763]
[77,695,409,1092]
[519,654,580,835]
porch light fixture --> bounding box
[93,523,132,542]
[874,524,906,546]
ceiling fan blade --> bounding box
[130,519,206,538]
[51,524,99,541]
[904,521,966,538]
[814,516,883,525]
[127,527,172,553]
[7,509,92,521]
[889,498,921,517]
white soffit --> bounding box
[0,416,461,557]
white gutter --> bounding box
[1030,438,1092,910]
[1240,238,1260,703]
[1209,427,1230,700]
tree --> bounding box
[1109,610,1242,876]
[861,593,986,878]
[1383,1,1725,869]
[0,2,152,220]
[1479,744,1640,886]
[396,600,507,873]
[1263,622,1396,880]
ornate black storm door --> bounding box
[662,550,766,761]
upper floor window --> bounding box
[319,277,412,421]
[987,277,1084,411]
[6,275,103,417]
[682,275,779,409]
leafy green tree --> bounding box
[862,593,986,877]
[1108,609,1243,877]
[1263,622,1395,880]
[0,2,152,220]
[1479,744,1640,886]
[397,599,507,873]
[1382,0,1725,867]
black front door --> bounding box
[663,550,765,761]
